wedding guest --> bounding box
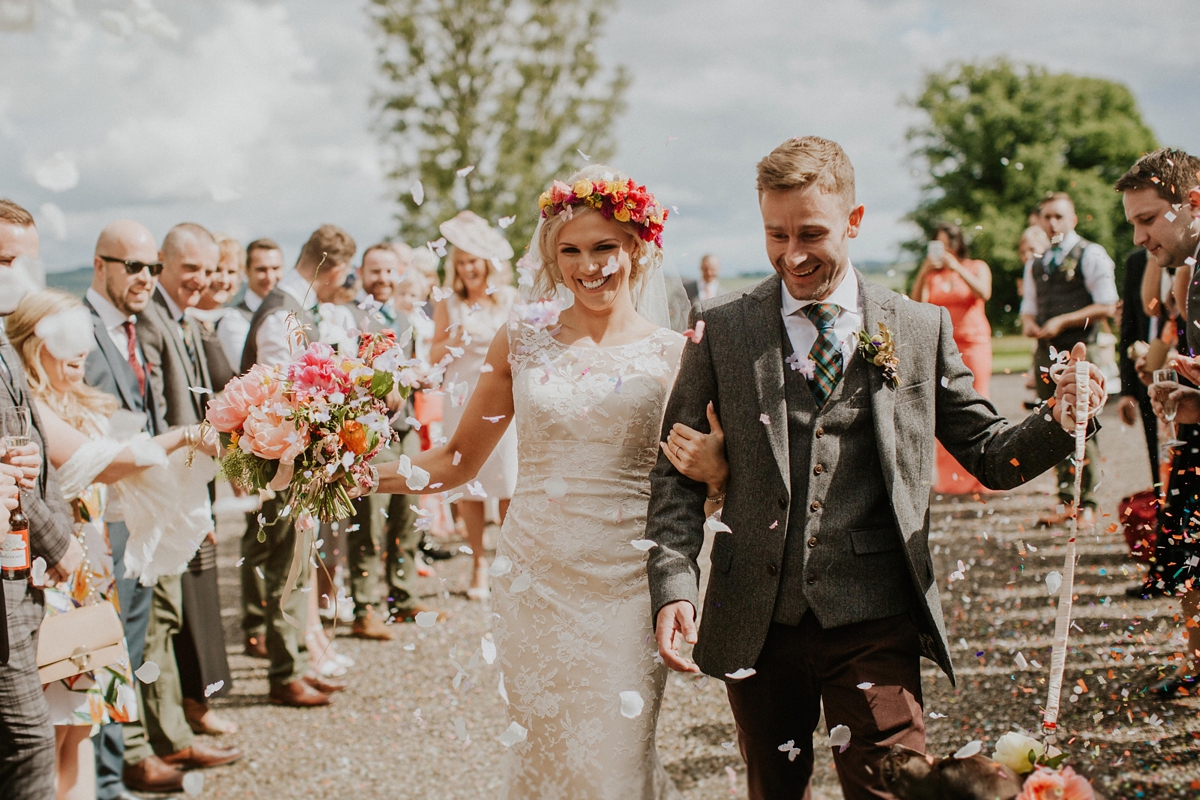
[236,238,284,321]
[1120,148,1200,696]
[1020,192,1118,525]
[0,198,83,800]
[240,224,358,707]
[910,223,993,494]
[1117,247,1164,482]
[347,244,444,626]
[429,211,518,600]
[699,253,722,300]
[8,289,212,800]
[196,234,245,385]
[1018,225,1051,266]
[131,223,241,772]
[80,219,179,797]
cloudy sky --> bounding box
[2,0,1198,277]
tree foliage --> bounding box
[371,0,628,258]
[906,59,1157,329]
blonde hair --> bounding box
[445,245,512,302]
[7,290,116,436]
[214,233,246,274]
[397,267,429,299]
[756,136,856,208]
[529,164,664,302]
[1019,225,1051,249]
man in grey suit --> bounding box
[130,223,240,774]
[82,219,186,798]
[647,138,1103,800]
[0,198,82,800]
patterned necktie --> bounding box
[802,303,843,407]
[122,321,146,396]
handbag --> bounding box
[1118,488,1160,563]
[35,521,128,684]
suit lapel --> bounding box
[84,298,142,412]
[154,288,201,392]
[746,278,790,485]
[860,275,913,519]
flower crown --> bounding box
[537,177,668,247]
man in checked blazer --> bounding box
[0,198,82,800]
[646,138,1104,800]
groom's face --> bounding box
[761,185,863,302]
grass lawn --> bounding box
[991,334,1034,376]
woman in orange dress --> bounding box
[911,222,993,494]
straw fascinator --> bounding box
[438,211,514,261]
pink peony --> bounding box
[1017,767,1095,800]
[288,342,350,399]
[206,365,279,432]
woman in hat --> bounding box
[429,211,520,599]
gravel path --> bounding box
[184,373,1198,800]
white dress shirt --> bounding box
[780,266,863,365]
[1019,230,1119,317]
[86,287,142,364]
[700,279,721,301]
[255,270,358,368]
[243,290,264,313]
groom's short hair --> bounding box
[757,136,855,208]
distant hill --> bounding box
[45,266,92,299]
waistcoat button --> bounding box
[767,564,778,576]
[815,427,825,438]
[806,576,816,585]
[809,500,821,512]
[813,464,824,476]
[807,537,818,548]
[778,496,787,508]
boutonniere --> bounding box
[857,323,900,388]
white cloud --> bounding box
[0,0,1196,277]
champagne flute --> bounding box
[1153,368,1186,450]
[1,406,31,449]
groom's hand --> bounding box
[655,601,701,674]
[1051,343,1106,426]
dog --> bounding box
[880,744,1023,800]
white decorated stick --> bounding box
[1042,360,1089,738]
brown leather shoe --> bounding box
[303,673,348,694]
[161,742,243,769]
[182,698,238,735]
[351,609,394,640]
[123,756,184,793]
[392,605,448,624]
[244,634,267,659]
[268,679,332,707]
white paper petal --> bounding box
[725,668,756,680]
[543,475,568,499]
[619,690,644,719]
[405,465,430,491]
[498,674,508,704]
[630,539,657,552]
[481,637,497,665]
[498,721,526,747]
[953,740,983,759]
[411,181,424,206]
[510,572,532,593]
[30,557,46,587]
[487,555,512,577]
[182,772,204,796]
[1045,571,1062,596]
[827,724,851,748]
[38,202,67,241]
[704,517,732,535]
[856,682,874,690]
[134,661,160,684]
[414,610,439,628]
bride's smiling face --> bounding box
[556,212,635,313]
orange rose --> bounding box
[339,420,368,455]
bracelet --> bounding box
[705,490,726,505]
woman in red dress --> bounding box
[911,223,994,495]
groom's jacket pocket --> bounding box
[711,538,733,574]
[850,527,902,555]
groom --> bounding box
[646,136,1102,800]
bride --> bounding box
[372,167,728,797]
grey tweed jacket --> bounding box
[137,286,212,428]
[645,273,1081,683]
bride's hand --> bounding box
[661,402,729,495]
[268,459,294,492]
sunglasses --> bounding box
[98,255,164,276]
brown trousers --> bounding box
[726,612,926,800]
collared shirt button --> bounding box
[813,464,824,476]
[767,564,778,576]
[809,500,821,512]
[807,537,818,548]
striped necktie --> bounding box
[802,303,843,407]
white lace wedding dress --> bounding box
[495,322,685,800]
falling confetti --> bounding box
[411,181,425,205]
[498,721,527,747]
[630,539,658,551]
[30,557,46,587]
[481,637,497,664]
[33,151,78,192]
[135,661,161,684]
[204,680,224,697]
[827,724,851,751]
[456,165,475,177]
[488,555,513,577]
[683,320,706,344]
[856,682,874,690]
[778,740,802,761]
[414,611,440,628]
[1045,571,1062,596]
[953,740,983,759]
[619,691,645,718]
[38,203,67,241]
[510,572,532,593]
[182,772,204,796]
[725,668,756,680]
[498,215,515,228]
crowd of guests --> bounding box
[2,145,1199,800]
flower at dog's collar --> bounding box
[857,322,899,387]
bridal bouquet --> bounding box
[205,330,416,522]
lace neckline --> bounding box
[547,327,670,353]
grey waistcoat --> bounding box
[240,288,317,373]
[1032,240,1097,351]
[774,331,912,628]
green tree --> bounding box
[905,59,1157,330]
[371,0,628,258]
